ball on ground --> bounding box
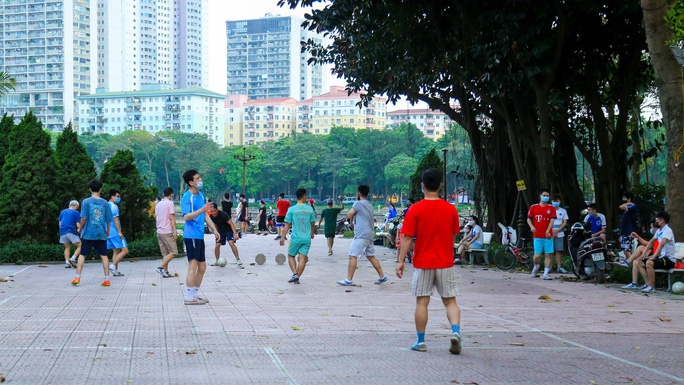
[275,253,286,265]
[672,281,684,294]
[255,253,266,265]
[217,258,227,267]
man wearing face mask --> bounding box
[527,189,557,280]
[107,189,128,277]
[550,195,569,273]
[618,191,639,260]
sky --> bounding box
[206,0,344,95]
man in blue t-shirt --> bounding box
[107,189,129,277]
[279,188,316,284]
[181,169,219,305]
[583,203,607,241]
[619,192,639,259]
[59,200,81,268]
[72,180,113,287]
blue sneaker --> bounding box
[288,274,299,283]
[617,260,630,267]
[641,286,655,293]
[449,332,462,354]
[375,276,388,284]
[337,279,353,286]
[621,282,638,289]
[411,342,427,352]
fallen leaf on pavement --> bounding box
[619,311,632,314]
[291,326,303,331]
[659,317,672,322]
[510,342,526,346]
[351,315,362,318]
[185,351,196,354]
[607,304,615,307]
[151,282,156,286]
[38,265,47,268]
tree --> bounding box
[384,153,418,200]
[99,149,157,240]
[0,114,13,177]
[0,71,16,97]
[55,123,97,206]
[409,149,443,201]
[0,112,58,244]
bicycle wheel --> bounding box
[494,249,516,270]
[519,248,535,270]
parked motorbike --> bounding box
[266,210,277,234]
[567,222,615,283]
[336,217,351,234]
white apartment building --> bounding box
[0,0,96,132]
[224,94,247,147]
[96,0,208,92]
[226,14,324,101]
[386,107,455,139]
[77,86,225,145]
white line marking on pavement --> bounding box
[0,296,16,306]
[461,305,684,383]
[8,265,33,277]
[264,347,300,385]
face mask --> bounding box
[115,197,121,204]
[195,180,203,190]
[649,229,654,235]
[467,221,474,226]
[541,196,549,203]
[421,187,425,194]
[552,201,560,208]
[622,199,627,202]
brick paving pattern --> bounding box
[0,234,682,384]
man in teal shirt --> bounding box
[280,188,316,284]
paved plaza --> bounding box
[0,234,682,384]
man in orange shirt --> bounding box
[396,169,462,354]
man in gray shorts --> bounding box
[59,200,81,268]
[337,184,387,286]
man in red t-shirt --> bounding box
[275,193,290,241]
[526,189,557,280]
[396,169,462,355]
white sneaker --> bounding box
[542,275,552,280]
[531,266,539,277]
[557,267,568,274]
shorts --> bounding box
[238,215,247,222]
[217,231,235,245]
[157,232,178,256]
[620,235,633,252]
[288,240,311,257]
[107,236,128,250]
[534,238,554,255]
[324,232,335,239]
[349,238,375,258]
[644,257,675,270]
[469,242,483,250]
[59,233,80,244]
[411,267,458,298]
[554,237,565,252]
[184,238,206,263]
[81,239,108,257]
[276,216,285,226]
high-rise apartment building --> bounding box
[0,0,96,132]
[226,14,324,101]
[386,107,455,139]
[96,0,208,92]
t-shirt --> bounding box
[80,196,113,241]
[284,203,316,244]
[181,190,206,240]
[620,203,638,235]
[239,200,248,218]
[258,206,266,224]
[387,206,397,220]
[528,204,557,239]
[352,200,375,240]
[469,224,483,245]
[401,199,460,269]
[221,200,233,215]
[58,208,80,236]
[655,224,676,262]
[584,213,607,235]
[155,198,175,234]
[210,210,233,234]
[321,207,342,235]
[107,202,120,239]
[276,199,291,216]
[552,207,568,238]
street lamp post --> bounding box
[442,149,448,200]
[233,147,256,197]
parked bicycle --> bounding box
[494,224,534,270]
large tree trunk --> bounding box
[642,0,684,240]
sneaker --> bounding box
[337,279,354,286]
[622,282,639,289]
[617,260,630,267]
[328,251,333,256]
[111,270,124,277]
[292,279,300,284]
[449,332,462,354]
[639,284,649,290]
[237,260,244,269]
[65,263,71,268]
[288,274,299,283]
[101,280,111,287]
[531,267,539,278]
[274,236,281,240]
[411,342,427,352]
[641,286,655,293]
[156,267,165,276]
[71,277,80,285]
[557,267,568,274]
[184,298,206,305]
[162,271,173,278]
[68,258,77,268]
[375,276,388,284]
[195,297,209,304]
[542,275,552,280]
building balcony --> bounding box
[88,99,104,106]
[126,97,140,106]
[165,96,180,104]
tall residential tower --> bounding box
[226,14,324,101]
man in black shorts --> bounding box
[209,203,242,268]
[238,194,249,235]
[275,193,290,240]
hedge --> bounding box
[0,234,185,265]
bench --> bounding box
[454,232,493,265]
[654,242,684,292]
[376,232,394,248]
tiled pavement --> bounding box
[0,234,683,384]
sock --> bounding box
[185,288,193,301]
[451,324,460,334]
[192,287,199,298]
[416,332,425,343]
[104,276,108,281]
[544,267,550,275]
[71,255,76,260]
[110,264,115,270]
[75,275,80,278]
[534,264,540,270]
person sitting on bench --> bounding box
[635,211,676,293]
[458,216,483,262]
